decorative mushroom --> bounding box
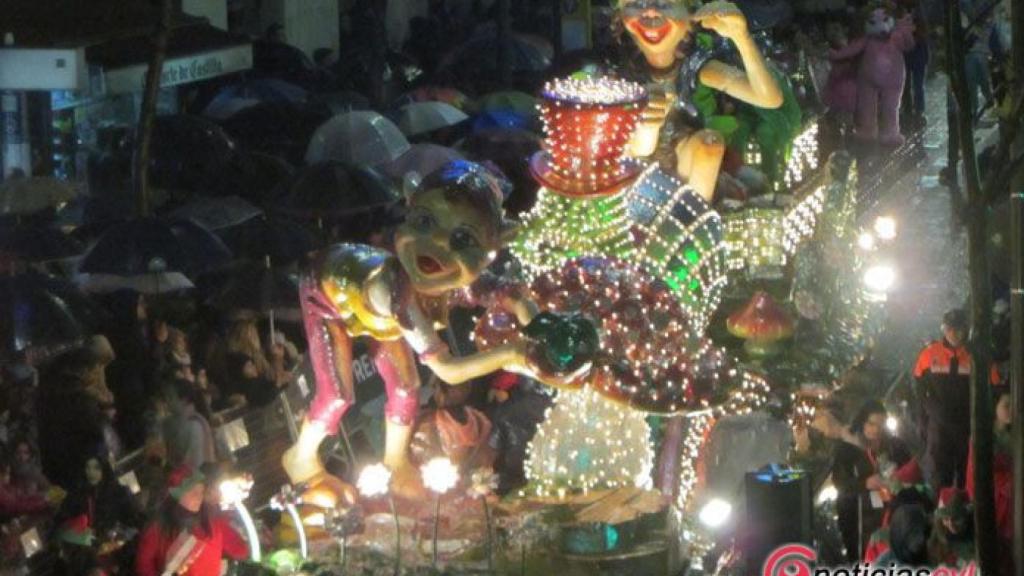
[727,291,795,357]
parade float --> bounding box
[219,3,902,575]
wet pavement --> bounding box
[864,74,996,377]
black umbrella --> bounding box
[223,152,296,205]
[216,215,320,265]
[459,128,541,216]
[146,115,247,198]
[204,78,309,119]
[30,271,110,332]
[166,219,234,272]
[311,90,372,115]
[167,196,263,231]
[220,102,329,166]
[79,217,231,276]
[208,260,300,320]
[0,224,84,262]
[272,162,399,222]
[0,273,84,360]
[251,40,323,89]
[441,34,550,73]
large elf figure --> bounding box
[619,0,784,203]
[283,161,578,502]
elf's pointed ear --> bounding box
[402,171,422,202]
[499,219,520,244]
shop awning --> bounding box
[90,25,252,94]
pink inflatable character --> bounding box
[829,3,915,145]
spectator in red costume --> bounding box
[966,387,1013,573]
[53,514,106,576]
[135,466,248,576]
[928,487,975,567]
[0,454,51,520]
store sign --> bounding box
[0,48,87,90]
[104,43,252,94]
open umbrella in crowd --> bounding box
[207,259,301,323]
[273,162,399,223]
[379,143,464,183]
[168,196,264,232]
[393,86,471,111]
[204,78,309,119]
[77,218,231,294]
[395,101,469,137]
[0,224,84,264]
[0,177,77,216]
[0,273,86,361]
[215,214,320,265]
[477,91,539,116]
[305,111,411,167]
[312,90,372,115]
[219,102,329,166]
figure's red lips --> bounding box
[629,20,672,45]
[417,255,444,275]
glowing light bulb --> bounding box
[886,415,899,434]
[357,463,392,498]
[698,498,732,528]
[857,232,876,250]
[218,476,253,508]
[874,216,897,240]
[863,264,896,296]
[421,458,459,495]
[817,484,838,504]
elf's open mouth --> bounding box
[416,255,445,276]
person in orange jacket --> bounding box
[135,466,248,576]
[913,309,1000,494]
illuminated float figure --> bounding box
[516,76,728,333]
[488,76,768,497]
[617,0,784,203]
[282,161,575,503]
